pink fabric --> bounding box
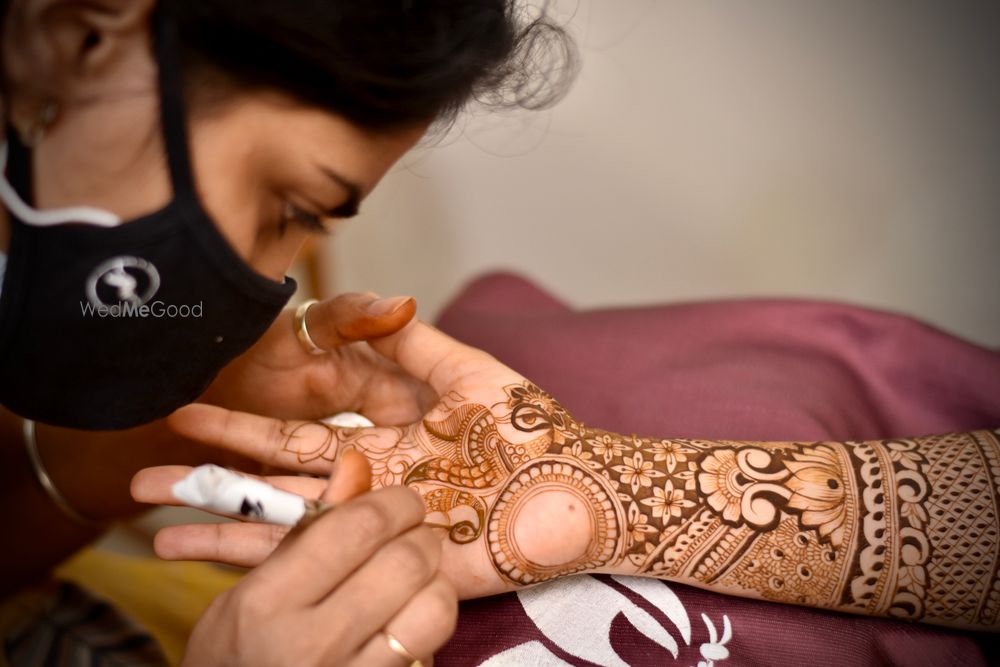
[433,272,1000,667]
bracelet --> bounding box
[23,418,103,527]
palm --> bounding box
[277,363,525,486]
[141,320,540,597]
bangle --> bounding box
[23,418,103,527]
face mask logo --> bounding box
[85,256,161,308]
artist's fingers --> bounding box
[350,573,457,667]
[154,522,290,568]
[322,449,372,503]
[131,465,326,506]
[244,486,426,607]
[367,320,494,396]
[309,525,440,650]
[304,293,417,352]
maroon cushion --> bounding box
[434,272,1000,667]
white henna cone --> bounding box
[321,411,375,428]
[172,465,331,527]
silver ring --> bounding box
[294,299,327,355]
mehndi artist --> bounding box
[0,1,574,664]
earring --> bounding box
[19,100,59,148]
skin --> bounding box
[1,0,454,663]
[137,319,1000,632]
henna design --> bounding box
[405,403,550,489]
[423,488,486,544]
[919,431,1000,626]
[281,421,337,463]
[487,458,623,584]
[313,379,999,630]
[717,515,842,606]
[838,438,933,620]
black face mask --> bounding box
[0,8,297,430]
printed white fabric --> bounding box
[480,575,733,667]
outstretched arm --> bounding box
[144,320,1000,632]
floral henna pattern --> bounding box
[286,381,1000,630]
[281,421,338,463]
[498,386,1000,630]
[783,445,850,547]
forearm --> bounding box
[495,384,1000,630]
[326,381,1000,631]
[582,427,1000,631]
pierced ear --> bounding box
[54,0,156,76]
[7,0,157,92]
[71,0,158,76]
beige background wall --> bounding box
[324,0,1000,348]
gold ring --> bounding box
[384,631,423,667]
[293,299,326,355]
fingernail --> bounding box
[367,296,413,316]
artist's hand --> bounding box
[203,292,436,424]
[9,293,426,523]
[180,451,457,667]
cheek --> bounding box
[193,165,306,282]
[189,116,303,281]
[203,195,259,259]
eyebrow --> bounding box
[320,166,362,218]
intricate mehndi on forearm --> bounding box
[282,382,1000,630]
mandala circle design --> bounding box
[488,457,623,585]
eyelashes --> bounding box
[281,200,332,234]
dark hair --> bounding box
[170,0,577,131]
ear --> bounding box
[2,0,157,117]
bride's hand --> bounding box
[134,319,594,599]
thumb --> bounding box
[304,294,417,351]
[268,449,373,556]
[278,450,371,547]
[321,449,372,503]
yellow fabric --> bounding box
[55,547,244,666]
